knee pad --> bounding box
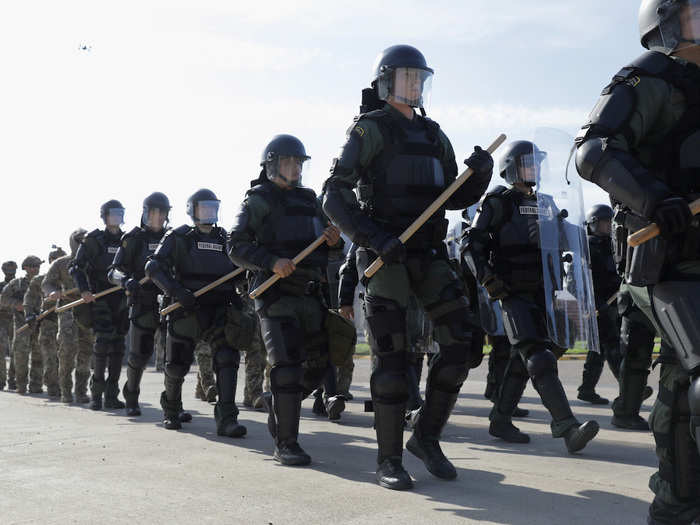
[270,365,302,394]
[652,281,700,373]
[213,347,240,372]
[664,381,700,501]
[620,316,655,360]
[526,349,557,381]
[166,337,193,377]
[690,375,700,417]
[363,295,406,354]
[426,352,469,393]
[370,368,408,404]
[129,327,154,359]
[259,316,303,366]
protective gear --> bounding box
[1,261,17,275]
[536,128,599,353]
[70,229,123,293]
[100,199,125,227]
[477,285,506,336]
[586,204,614,236]
[260,134,311,188]
[563,421,601,453]
[186,189,220,224]
[652,280,700,373]
[69,228,87,256]
[48,246,66,263]
[639,0,700,54]
[652,197,694,238]
[498,140,547,186]
[374,400,413,489]
[374,236,406,265]
[372,44,433,109]
[174,288,196,311]
[141,192,170,229]
[482,275,508,300]
[268,366,309,465]
[214,349,247,437]
[465,146,494,176]
[22,256,43,269]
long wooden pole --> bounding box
[627,198,700,247]
[15,287,79,335]
[248,236,327,300]
[159,268,245,316]
[363,133,507,279]
[55,277,149,314]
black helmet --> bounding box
[100,199,125,226]
[1,260,17,275]
[142,192,171,228]
[586,204,614,236]
[639,0,700,54]
[49,246,66,263]
[372,45,434,109]
[260,134,310,187]
[186,188,220,224]
[499,141,547,186]
[69,228,87,255]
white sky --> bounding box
[0,0,642,272]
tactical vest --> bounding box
[489,188,543,291]
[174,225,235,299]
[588,234,620,306]
[121,226,165,293]
[355,109,449,249]
[248,182,328,269]
[86,229,122,292]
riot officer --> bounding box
[146,189,247,437]
[107,192,188,420]
[70,200,128,410]
[575,2,700,521]
[322,45,493,490]
[577,205,622,404]
[463,140,600,452]
[228,134,342,466]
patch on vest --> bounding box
[197,242,223,252]
[148,243,159,252]
[107,247,119,254]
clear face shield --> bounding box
[591,218,612,237]
[381,67,433,108]
[194,200,219,225]
[662,0,700,50]
[267,155,310,188]
[142,206,168,231]
[507,153,545,186]
[105,208,125,227]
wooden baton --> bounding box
[15,287,79,335]
[55,277,149,314]
[627,198,700,247]
[159,268,245,316]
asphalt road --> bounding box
[1,357,658,525]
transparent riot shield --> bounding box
[477,285,505,336]
[535,128,600,353]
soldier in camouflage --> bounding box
[1,256,43,394]
[24,247,67,398]
[0,260,17,390]
[194,341,217,402]
[43,229,93,404]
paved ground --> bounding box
[1,357,658,525]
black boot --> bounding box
[374,401,412,490]
[161,375,184,430]
[490,420,530,443]
[271,391,310,466]
[122,366,142,416]
[512,407,530,418]
[311,389,326,416]
[612,367,650,430]
[563,421,600,453]
[89,376,105,411]
[489,358,530,443]
[577,351,607,404]
[214,365,245,437]
[324,394,346,421]
[406,388,458,480]
[104,351,125,409]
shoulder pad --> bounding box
[212,226,228,241]
[121,226,144,242]
[86,228,103,239]
[172,224,191,236]
[355,109,388,123]
[246,183,271,197]
[295,186,318,200]
[486,185,510,197]
[628,51,674,76]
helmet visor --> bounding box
[105,208,125,227]
[387,67,433,108]
[142,207,168,231]
[195,200,219,224]
[661,0,700,49]
[267,155,310,187]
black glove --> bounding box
[174,288,197,311]
[464,146,494,175]
[124,278,141,296]
[482,275,508,300]
[652,197,693,238]
[25,314,38,326]
[372,236,406,265]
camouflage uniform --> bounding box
[240,291,266,408]
[194,341,216,401]
[24,274,60,397]
[43,255,93,403]
[1,276,41,393]
[0,275,15,389]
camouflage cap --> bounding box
[69,228,88,255]
[49,246,67,262]
[1,260,17,274]
[22,255,43,268]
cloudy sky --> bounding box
[0,0,642,271]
